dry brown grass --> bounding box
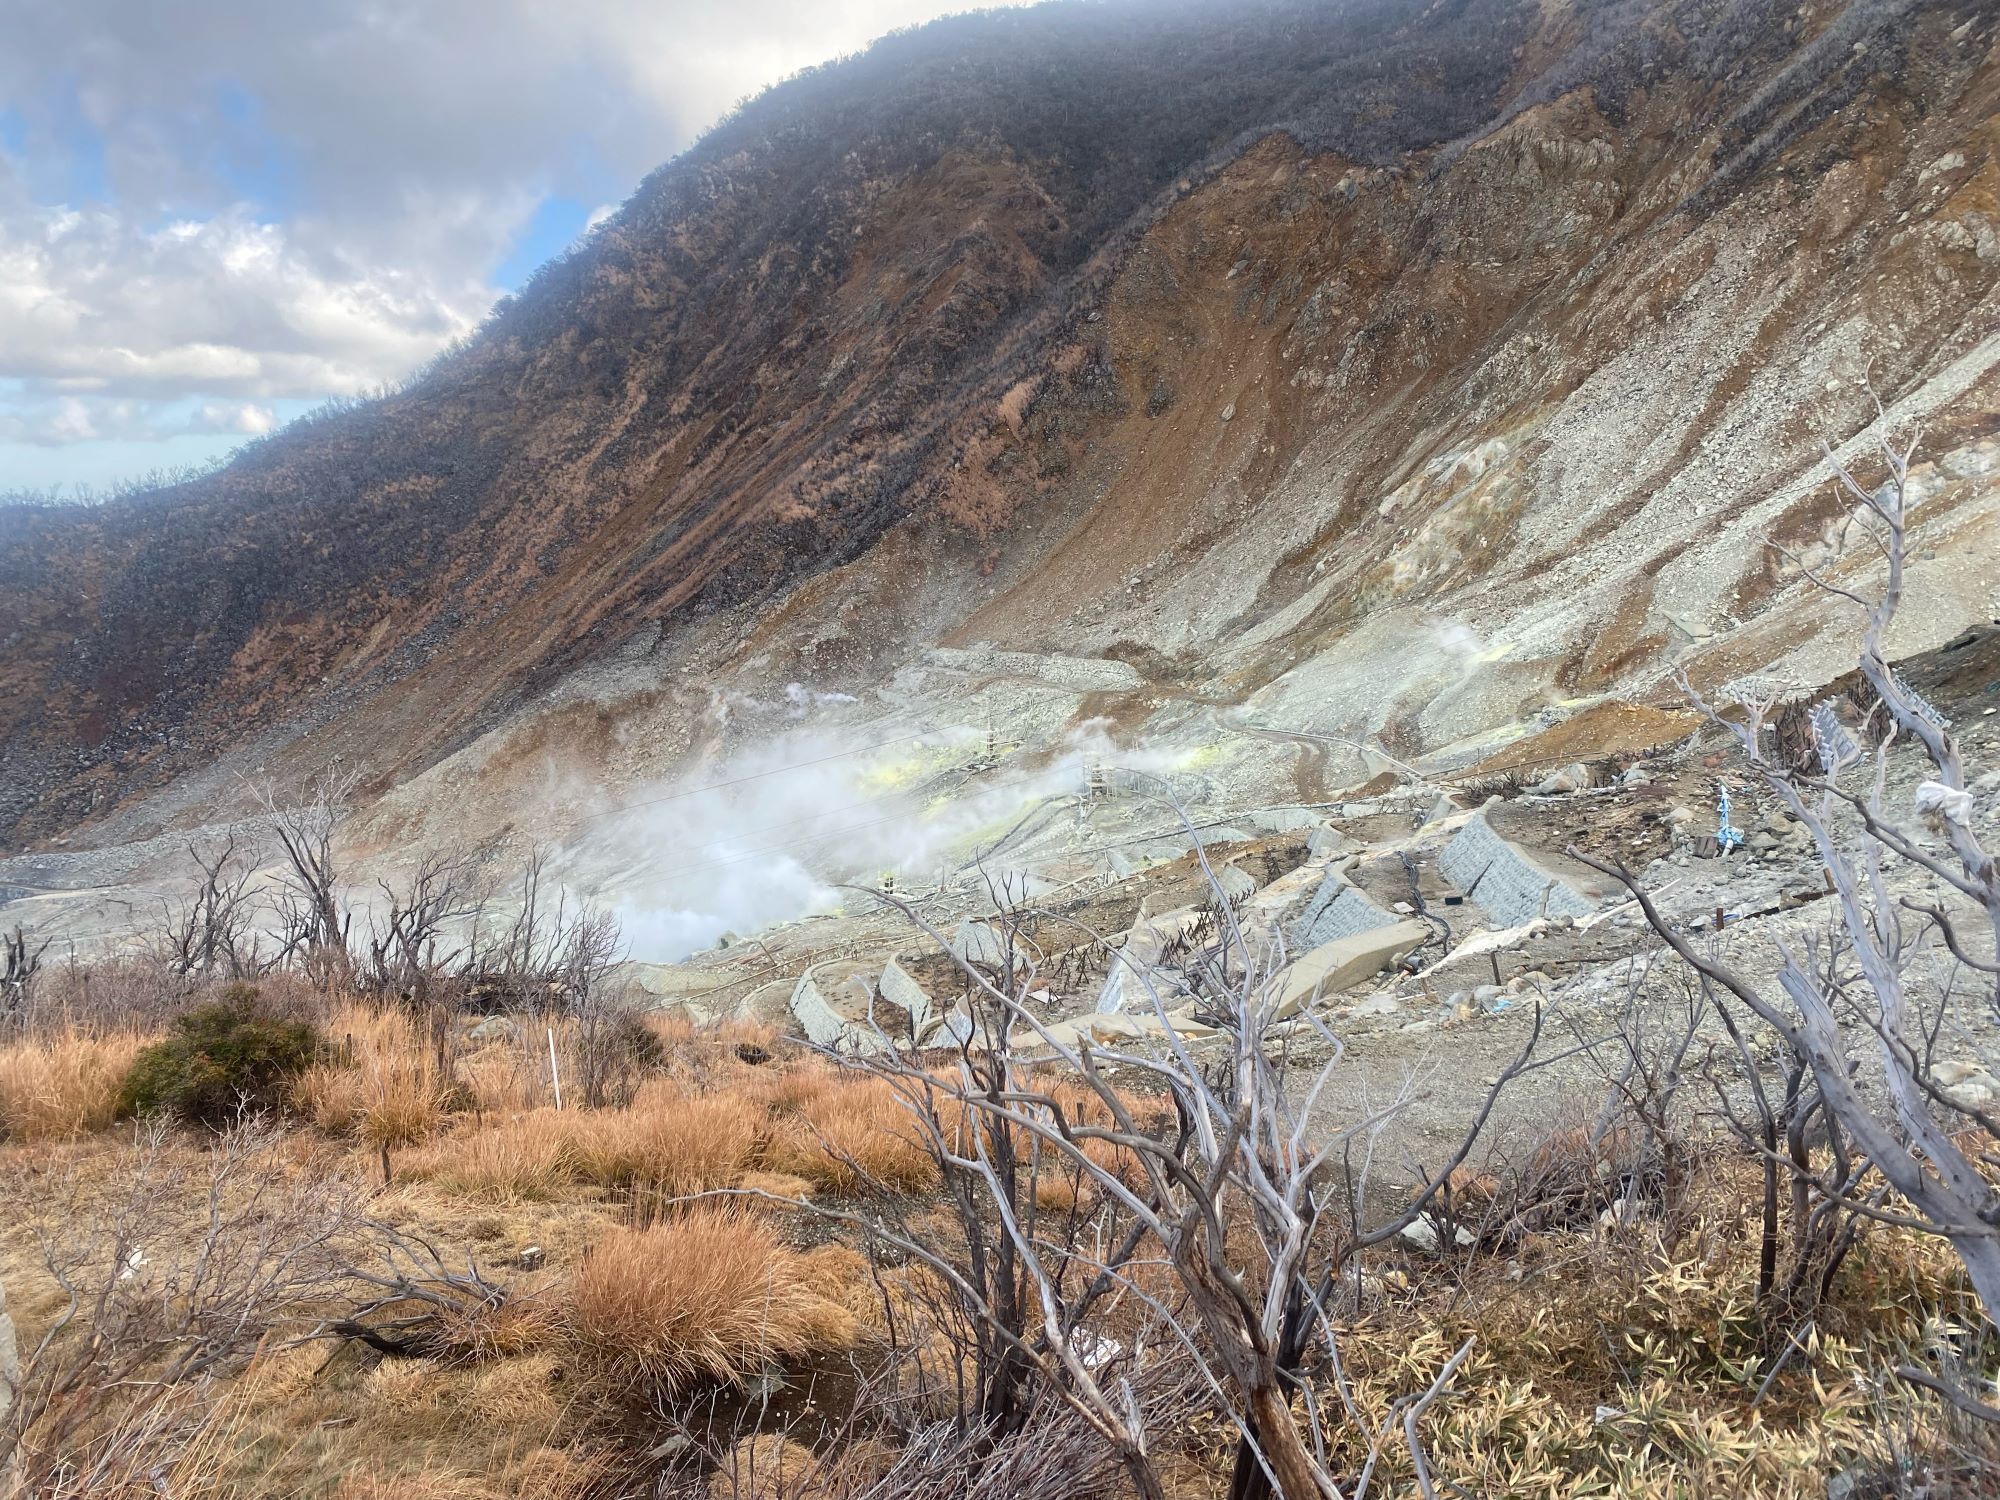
[361,1356,451,1415]
[293,1003,456,1146]
[567,1207,859,1391]
[358,1060,453,1147]
[4,1037,1990,1500]
[567,1080,762,1196]
[333,1446,605,1500]
[239,1341,325,1405]
[0,1028,149,1140]
[740,1059,846,1116]
[291,1061,366,1134]
[763,1076,938,1195]
[459,1353,567,1428]
[706,1433,823,1500]
[735,1169,816,1203]
[456,1048,545,1115]
[398,1111,574,1202]
[1029,1134,1144,1215]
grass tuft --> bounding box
[763,1076,938,1195]
[398,1111,573,1202]
[567,1207,859,1391]
[567,1081,762,1197]
[0,1029,149,1140]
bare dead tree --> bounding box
[1551,952,1705,1248]
[254,761,362,982]
[317,1223,521,1360]
[666,1340,1200,1500]
[827,867,1186,1499]
[156,833,262,979]
[492,844,561,1000]
[3,924,48,1017]
[1574,416,2000,1333]
[362,847,482,1004]
[562,906,633,1108]
[826,810,1545,1500]
[463,845,623,1014]
[1703,960,1883,1334]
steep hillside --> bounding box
[0,0,1527,844]
[2,0,1998,863]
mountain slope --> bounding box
[2,0,1997,859]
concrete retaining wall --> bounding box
[1291,866,1399,950]
[951,920,1005,966]
[790,967,861,1051]
[792,958,941,1053]
[1438,809,1600,926]
[878,957,938,1039]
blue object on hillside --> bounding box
[1716,785,1744,854]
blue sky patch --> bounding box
[494,193,596,290]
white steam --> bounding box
[552,712,1187,963]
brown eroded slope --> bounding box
[0,0,1540,848]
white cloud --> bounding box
[192,400,276,436]
[46,398,99,444]
[0,205,488,401]
[0,391,284,448]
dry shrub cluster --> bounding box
[286,1004,787,1155]
[1310,1161,1985,1499]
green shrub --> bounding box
[118,987,324,1127]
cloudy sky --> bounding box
[0,0,1012,496]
